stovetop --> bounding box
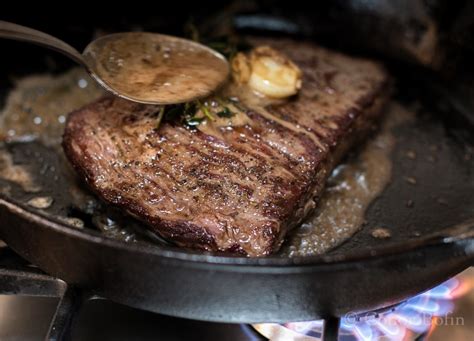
[0,241,472,341]
[0,295,263,341]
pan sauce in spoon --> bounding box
[83,32,230,104]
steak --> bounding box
[63,39,390,256]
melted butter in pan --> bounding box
[0,149,40,193]
[0,68,104,146]
[197,82,327,150]
[281,103,414,257]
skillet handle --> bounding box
[0,21,85,66]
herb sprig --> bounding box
[156,98,236,129]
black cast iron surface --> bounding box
[0,64,473,322]
[0,4,473,323]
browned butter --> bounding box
[280,103,413,257]
[0,68,104,146]
[86,33,229,104]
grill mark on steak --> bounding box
[63,38,390,256]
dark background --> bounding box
[1,0,473,104]
[1,0,473,67]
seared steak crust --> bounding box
[63,39,390,256]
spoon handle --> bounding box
[0,21,85,66]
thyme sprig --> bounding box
[197,100,215,121]
[184,20,249,60]
[156,97,236,129]
[156,106,165,128]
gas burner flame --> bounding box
[253,277,471,341]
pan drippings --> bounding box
[0,68,104,146]
[0,150,40,193]
[281,103,413,257]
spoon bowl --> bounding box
[83,32,230,104]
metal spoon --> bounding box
[0,21,230,104]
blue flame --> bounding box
[256,277,462,341]
[339,278,459,340]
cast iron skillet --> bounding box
[0,12,473,323]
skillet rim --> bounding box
[1,195,473,268]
